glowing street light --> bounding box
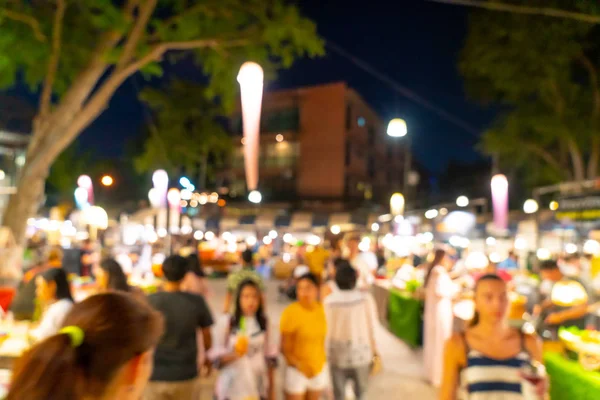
[549,201,559,211]
[523,199,539,214]
[491,174,509,231]
[101,175,114,187]
[387,118,408,138]
[78,174,94,205]
[390,193,405,216]
[456,195,469,207]
[248,190,262,204]
[237,62,264,196]
[425,209,439,220]
[81,205,108,240]
[330,225,341,235]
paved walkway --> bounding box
[202,280,437,399]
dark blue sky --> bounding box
[76,0,496,173]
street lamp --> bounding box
[387,118,412,199]
[456,195,469,207]
[81,205,108,241]
[101,175,114,187]
[237,62,264,200]
[387,118,407,137]
[248,190,262,204]
[390,193,405,216]
[523,199,539,214]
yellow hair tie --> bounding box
[59,326,85,348]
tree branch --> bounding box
[426,0,600,24]
[30,37,249,178]
[39,0,67,116]
[0,8,47,42]
[522,141,566,178]
[577,53,600,178]
[116,0,157,71]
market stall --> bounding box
[387,288,423,348]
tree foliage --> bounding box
[460,0,600,186]
[134,80,232,184]
[0,0,324,251]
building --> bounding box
[223,82,407,211]
[0,130,29,212]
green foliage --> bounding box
[0,0,324,106]
[461,0,600,185]
[46,142,90,201]
[134,80,232,180]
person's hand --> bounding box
[200,358,212,377]
[544,313,563,325]
[534,376,549,399]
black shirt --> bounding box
[148,291,214,382]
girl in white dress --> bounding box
[423,249,458,387]
[214,280,276,400]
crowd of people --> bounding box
[7,232,594,399]
[3,235,382,400]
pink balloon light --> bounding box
[237,62,264,192]
[491,174,509,231]
[77,175,94,205]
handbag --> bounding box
[364,294,382,376]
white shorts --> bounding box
[284,365,329,394]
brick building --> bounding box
[222,82,407,211]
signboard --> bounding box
[556,196,600,221]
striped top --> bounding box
[462,334,529,400]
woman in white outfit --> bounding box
[423,249,458,387]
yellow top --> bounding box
[305,246,330,278]
[280,302,327,374]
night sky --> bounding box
[51,1,497,174]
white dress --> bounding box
[214,317,269,400]
[423,266,458,387]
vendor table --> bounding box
[371,281,391,328]
[387,289,423,348]
[544,352,600,400]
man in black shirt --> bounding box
[144,255,214,400]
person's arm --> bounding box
[523,333,548,398]
[280,307,311,377]
[545,303,588,325]
[439,334,465,400]
[195,295,214,375]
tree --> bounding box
[0,0,323,266]
[428,0,600,24]
[134,80,232,189]
[460,0,600,186]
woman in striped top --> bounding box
[439,274,548,400]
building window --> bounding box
[346,104,352,130]
[368,155,375,178]
[261,108,300,133]
[357,117,366,127]
[368,126,375,146]
[345,141,351,166]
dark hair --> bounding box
[242,249,254,265]
[39,268,73,302]
[540,259,559,271]
[333,257,351,271]
[231,279,267,332]
[99,259,131,292]
[424,249,447,287]
[186,253,204,277]
[7,292,164,399]
[470,274,505,327]
[162,255,188,282]
[335,265,358,291]
[297,272,319,288]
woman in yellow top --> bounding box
[280,273,327,400]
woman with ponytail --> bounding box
[423,249,458,387]
[7,292,164,400]
[439,274,547,400]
